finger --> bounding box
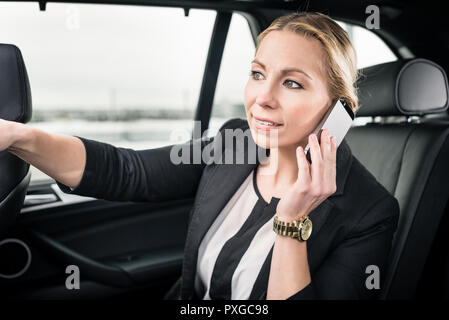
[309,132,323,181]
[309,132,323,164]
[296,146,311,186]
[321,128,333,160]
[330,136,337,162]
[324,129,336,164]
[323,135,337,193]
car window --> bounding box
[208,13,255,136]
[336,20,397,69]
[0,3,216,183]
[337,20,397,125]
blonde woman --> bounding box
[0,12,399,300]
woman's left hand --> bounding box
[275,128,337,221]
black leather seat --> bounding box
[0,43,32,236]
[347,58,449,299]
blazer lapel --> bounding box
[180,120,354,300]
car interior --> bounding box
[1,0,449,300]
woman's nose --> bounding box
[255,80,277,108]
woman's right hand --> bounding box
[0,118,18,152]
[1,118,86,188]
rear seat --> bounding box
[346,58,449,299]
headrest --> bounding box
[356,58,449,117]
[0,43,32,123]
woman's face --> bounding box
[244,30,333,150]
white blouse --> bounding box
[194,166,280,300]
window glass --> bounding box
[336,21,397,69]
[0,3,216,182]
[337,21,397,124]
[209,13,255,136]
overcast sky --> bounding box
[0,2,256,112]
[0,2,395,112]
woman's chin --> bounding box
[255,134,281,149]
[252,137,279,150]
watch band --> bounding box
[273,215,311,242]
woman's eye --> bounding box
[285,80,303,89]
[249,71,303,89]
[249,70,263,80]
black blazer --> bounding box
[57,117,400,300]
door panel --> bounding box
[0,187,193,299]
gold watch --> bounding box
[273,215,313,242]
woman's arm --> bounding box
[267,231,311,299]
[281,194,399,300]
[1,119,86,189]
[1,117,240,203]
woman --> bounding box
[0,12,399,300]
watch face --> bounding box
[300,218,313,241]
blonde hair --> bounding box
[256,12,359,113]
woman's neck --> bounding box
[259,142,307,190]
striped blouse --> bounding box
[194,164,281,300]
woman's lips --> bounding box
[252,117,283,130]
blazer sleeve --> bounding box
[286,194,400,300]
[55,118,239,202]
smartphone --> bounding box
[304,98,355,163]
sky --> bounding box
[0,3,245,111]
